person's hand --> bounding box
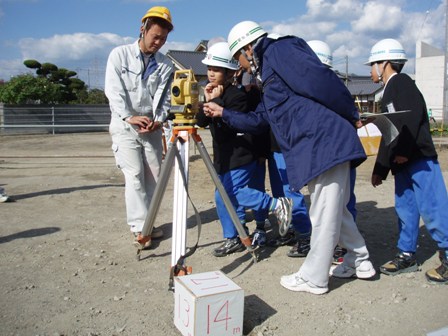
[393,155,408,164]
[126,116,161,133]
[203,102,224,117]
[127,115,150,131]
[359,117,375,126]
[355,119,363,128]
[371,174,383,187]
[204,83,224,101]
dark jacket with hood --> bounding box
[221,35,366,191]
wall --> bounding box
[0,104,110,134]
[415,41,445,122]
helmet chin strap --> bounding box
[375,61,388,85]
[240,48,262,84]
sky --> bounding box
[0,0,444,90]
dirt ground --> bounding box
[1,130,447,336]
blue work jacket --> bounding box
[222,35,366,191]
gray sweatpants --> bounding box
[298,162,370,287]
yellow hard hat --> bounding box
[141,6,172,26]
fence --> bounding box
[0,104,110,134]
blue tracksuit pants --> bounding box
[215,161,272,239]
[394,157,448,252]
[248,152,312,234]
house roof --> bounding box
[195,40,208,52]
[346,78,382,96]
[166,43,383,97]
[166,50,207,76]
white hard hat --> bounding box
[227,21,267,57]
[365,38,407,65]
[307,40,333,67]
[202,41,239,70]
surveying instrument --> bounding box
[134,69,257,286]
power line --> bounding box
[417,0,437,41]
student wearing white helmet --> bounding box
[365,38,448,284]
[307,40,333,68]
[307,39,361,265]
[196,41,292,256]
[204,21,375,294]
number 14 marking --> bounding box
[207,300,232,334]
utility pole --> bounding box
[345,55,349,86]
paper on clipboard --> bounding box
[360,110,411,145]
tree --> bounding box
[0,74,61,104]
[23,59,87,104]
[85,89,108,104]
[0,60,106,105]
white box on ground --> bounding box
[174,270,244,336]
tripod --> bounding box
[134,125,257,279]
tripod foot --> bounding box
[175,265,193,276]
[133,234,151,249]
[247,249,258,263]
[239,236,258,263]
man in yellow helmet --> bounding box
[105,6,174,248]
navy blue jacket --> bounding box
[221,35,366,191]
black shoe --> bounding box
[251,229,267,247]
[287,237,310,258]
[425,250,448,284]
[380,251,418,275]
[213,238,245,257]
[266,228,296,247]
[333,245,348,265]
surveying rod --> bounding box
[191,132,257,262]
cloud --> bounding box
[162,41,196,53]
[0,59,32,79]
[307,0,363,20]
[263,0,444,76]
[0,32,196,87]
[269,19,337,39]
[18,33,134,62]
[352,2,403,35]
[16,32,194,62]
[0,0,443,86]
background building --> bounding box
[415,41,445,122]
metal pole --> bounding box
[51,107,55,135]
[345,55,349,86]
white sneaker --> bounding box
[274,197,293,237]
[281,272,299,284]
[330,260,376,279]
[280,273,328,295]
[0,193,10,203]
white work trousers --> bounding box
[110,119,163,233]
[298,162,370,287]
